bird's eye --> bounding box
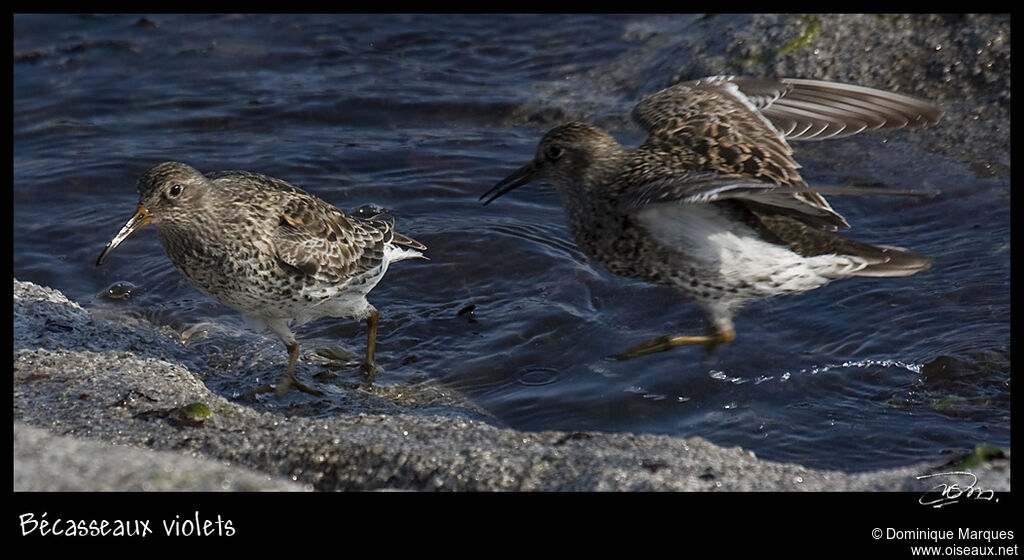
[167,184,183,198]
[545,145,565,160]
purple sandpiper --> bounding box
[98,162,426,395]
[481,76,940,359]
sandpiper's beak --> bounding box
[480,161,539,206]
[96,204,153,266]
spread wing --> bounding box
[617,172,851,230]
[628,78,843,229]
[624,76,941,230]
[701,76,944,141]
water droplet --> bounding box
[517,366,559,386]
[103,281,142,300]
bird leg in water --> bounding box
[613,328,736,360]
[360,308,380,383]
[275,341,325,396]
[240,341,324,400]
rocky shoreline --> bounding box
[13,279,1010,492]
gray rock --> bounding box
[14,423,305,492]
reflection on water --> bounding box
[13,14,1009,472]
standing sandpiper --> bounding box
[481,76,940,359]
[98,162,426,395]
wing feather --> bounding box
[627,76,940,230]
[272,195,386,284]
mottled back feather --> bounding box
[273,196,389,284]
[202,170,425,286]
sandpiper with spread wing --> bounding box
[481,76,940,359]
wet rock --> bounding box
[12,278,1011,492]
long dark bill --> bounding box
[479,161,539,206]
[96,205,153,266]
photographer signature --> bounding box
[917,471,997,508]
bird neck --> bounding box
[555,179,625,260]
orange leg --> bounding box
[613,328,737,360]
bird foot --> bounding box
[612,330,736,360]
[359,361,380,384]
[239,383,275,401]
[277,375,324,397]
[239,375,324,400]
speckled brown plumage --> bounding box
[98,161,425,396]
[481,76,940,358]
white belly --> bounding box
[636,204,869,296]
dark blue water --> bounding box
[13,14,1009,473]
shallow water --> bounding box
[13,14,1009,472]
